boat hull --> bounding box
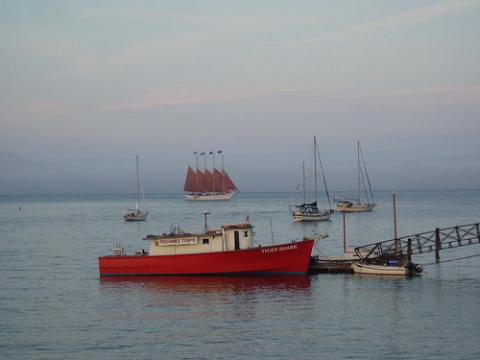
[185,192,236,201]
[336,202,376,213]
[123,211,148,221]
[352,262,406,276]
[293,212,332,222]
[99,239,314,276]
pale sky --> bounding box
[1,0,480,194]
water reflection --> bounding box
[99,275,312,295]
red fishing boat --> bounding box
[98,214,314,276]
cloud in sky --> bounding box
[297,0,480,46]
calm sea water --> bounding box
[1,191,480,359]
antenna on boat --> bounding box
[203,210,210,233]
[270,218,274,244]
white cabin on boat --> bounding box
[145,223,254,256]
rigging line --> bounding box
[355,212,379,243]
[358,162,370,202]
[422,252,480,266]
[359,144,375,202]
[315,144,332,209]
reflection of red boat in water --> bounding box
[100,275,312,293]
[99,215,315,276]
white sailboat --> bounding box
[336,141,376,212]
[123,154,149,222]
[351,262,407,275]
[352,192,407,276]
[291,136,334,222]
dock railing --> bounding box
[354,222,480,262]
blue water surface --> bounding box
[1,191,479,359]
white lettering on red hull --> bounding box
[261,244,298,254]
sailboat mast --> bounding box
[314,136,318,204]
[135,154,140,210]
[219,150,224,193]
[194,151,199,193]
[393,192,401,254]
[211,151,216,194]
[357,141,361,203]
[302,161,306,204]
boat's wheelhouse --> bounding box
[146,223,254,256]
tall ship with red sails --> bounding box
[98,213,315,276]
[184,150,238,201]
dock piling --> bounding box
[435,228,441,263]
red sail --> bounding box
[183,166,197,192]
[204,169,214,192]
[196,169,205,193]
[222,171,238,192]
[213,169,223,193]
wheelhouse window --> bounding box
[202,238,209,245]
[244,231,248,237]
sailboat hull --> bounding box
[293,211,332,222]
[185,192,236,201]
[352,262,406,276]
[336,202,376,213]
[123,210,148,221]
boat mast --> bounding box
[135,154,140,211]
[210,151,215,195]
[201,151,206,172]
[357,141,361,203]
[343,212,347,254]
[219,150,224,193]
[302,161,306,204]
[393,192,399,253]
[314,136,318,204]
[194,151,199,194]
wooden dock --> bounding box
[308,256,353,273]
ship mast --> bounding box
[302,161,306,204]
[314,136,318,204]
[202,151,207,172]
[357,140,361,203]
[210,151,215,195]
[219,150,224,193]
[194,151,198,194]
[393,192,399,253]
[135,154,140,211]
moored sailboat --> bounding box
[184,150,238,201]
[335,141,376,212]
[291,136,334,222]
[351,192,422,276]
[123,154,149,221]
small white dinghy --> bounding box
[352,261,406,276]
